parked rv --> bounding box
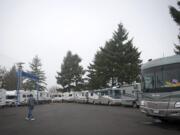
[140,55,180,120]
[0,89,6,107]
[5,90,16,106]
[99,88,122,105]
[74,91,89,103]
[88,88,121,105]
[51,92,63,103]
[5,90,29,106]
[31,90,51,104]
[88,90,101,104]
[63,92,75,102]
[120,83,142,108]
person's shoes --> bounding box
[25,117,30,120]
[30,118,35,121]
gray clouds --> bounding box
[0,0,178,87]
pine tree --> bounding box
[3,65,17,90]
[56,51,85,92]
[87,63,107,89]
[169,1,180,54]
[87,23,141,88]
[0,66,7,88]
[24,55,47,91]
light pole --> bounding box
[16,62,24,106]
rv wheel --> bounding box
[133,102,137,108]
[108,101,112,106]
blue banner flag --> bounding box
[18,71,39,81]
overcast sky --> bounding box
[0,0,178,88]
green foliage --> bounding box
[0,66,7,88]
[23,55,47,91]
[3,65,17,90]
[169,1,180,54]
[87,23,141,89]
[56,51,85,92]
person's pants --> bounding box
[27,106,33,119]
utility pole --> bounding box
[16,62,24,106]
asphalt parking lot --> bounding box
[0,103,180,135]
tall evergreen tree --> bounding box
[87,63,107,89]
[169,1,180,54]
[56,51,85,92]
[87,23,141,88]
[3,65,17,90]
[24,55,47,91]
[0,66,7,88]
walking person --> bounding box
[26,94,36,120]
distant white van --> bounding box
[0,89,6,107]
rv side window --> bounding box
[104,91,108,95]
[69,94,72,97]
[133,85,138,89]
[6,95,16,99]
[114,90,121,96]
[123,90,126,95]
[23,95,26,98]
[109,90,113,95]
[91,93,93,96]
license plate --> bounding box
[153,109,159,114]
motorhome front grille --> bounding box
[147,101,169,109]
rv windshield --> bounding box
[142,63,180,92]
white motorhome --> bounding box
[5,90,16,106]
[140,55,180,120]
[0,89,6,107]
[74,91,89,103]
[63,92,75,102]
[99,88,122,105]
[5,90,29,106]
[31,90,50,104]
[44,90,51,103]
[120,83,142,108]
[88,90,101,104]
[51,92,63,103]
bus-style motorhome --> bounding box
[120,83,142,108]
[140,55,180,120]
[51,92,63,103]
[98,88,122,105]
[88,90,101,104]
[62,91,75,102]
[88,88,122,105]
[74,91,89,103]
